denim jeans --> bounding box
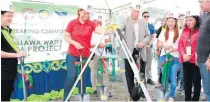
[159,55,179,98]
[199,63,210,101]
[64,54,89,100]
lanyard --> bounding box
[187,30,193,46]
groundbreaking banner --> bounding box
[11,1,78,63]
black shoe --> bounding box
[147,79,155,85]
[109,92,113,97]
[94,91,98,97]
[140,91,145,98]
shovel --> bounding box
[96,75,109,101]
[96,48,109,101]
[156,87,170,101]
[131,48,147,101]
[156,51,173,101]
[74,49,90,101]
[20,56,27,102]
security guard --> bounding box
[1,1,26,101]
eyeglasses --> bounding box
[143,16,150,18]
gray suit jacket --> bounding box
[118,16,151,61]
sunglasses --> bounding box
[143,15,150,18]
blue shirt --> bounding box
[148,23,156,35]
[148,23,155,48]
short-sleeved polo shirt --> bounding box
[66,18,97,57]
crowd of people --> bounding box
[154,1,210,101]
[150,1,210,101]
[1,0,210,101]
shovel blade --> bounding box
[97,86,109,101]
[131,86,141,101]
[74,94,90,101]
[156,89,164,101]
[163,91,170,101]
[156,89,171,101]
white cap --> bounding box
[94,15,103,21]
[131,0,142,11]
[166,12,179,19]
[185,10,199,17]
[1,0,14,12]
[79,4,93,13]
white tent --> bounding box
[11,0,200,26]
[145,0,200,14]
[52,0,132,9]
[17,0,199,10]
[13,0,132,9]
[12,0,200,15]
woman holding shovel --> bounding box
[157,12,180,102]
[1,1,26,101]
[63,4,111,100]
[178,11,201,101]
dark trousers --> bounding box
[64,54,89,100]
[125,48,145,95]
[158,72,162,83]
[183,62,201,101]
[1,79,15,101]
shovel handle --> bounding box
[19,56,25,65]
[76,48,85,95]
[19,56,27,101]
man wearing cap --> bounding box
[118,1,151,98]
[197,0,210,101]
[1,1,26,101]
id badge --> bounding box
[186,46,191,56]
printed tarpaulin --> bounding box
[11,1,77,63]
[10,1,92,100]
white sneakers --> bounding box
[169,97,174,102]
[201,93,207,101]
